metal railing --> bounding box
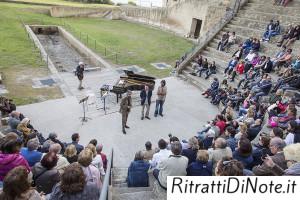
[99,148,114,200]
[177,0,249,73]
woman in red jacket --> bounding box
[230,61,245,82]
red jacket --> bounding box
[236,63,245,74]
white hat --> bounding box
[79,62,84,65]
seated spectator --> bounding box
[215,158,244,176]
[96,144,107,171]
[242,37,253,55]
[49,163,100,200]
[233,137,253,169]
[181,137,199,164]
[235,122,248,141]
[217,31,229,51]
[262,20,280,42]
[186,150,212,176]
[282,25,300,47]
[247,119,263,141]
[0,133,30,182]
[127,151,150,187]
[224,57,238,77]
[262,56,273,73]
[48,143,69,174]
[17,118,33,142]
[277,24,294,47]
[86,144,105,177]
[272,46,286,62]
[251,38,260,52]
[215,114,226,134]
[291,55,300,73]
[64,144,78,163]
[224,31,237,52]
[202,78,219,98]
[252,133,271,166]
[78,149,102,189]
[269,107,297,129]
[205,61,217,79]
[244,51,260,73]
[208,138,233,171]
[142,141,155,161]
[68,133,84,154]
[32,152,60,194]
[197,58,209,77]
[0,166,43,200]
[150,139,171,169]
[7,111,21,134]
[191,55,203,73]
[89,139,97,147]
[263,143,300,175]
[0,99,16,116]
[153,142,188,190]
[20,138,42,167]
[253,76,273,101]
[44,133,65,153]
[280,75,300,91]
[230,60,245,82]
[232,46,244,60]
[225,126,237,152]
[253,137,287,175]
[254,56,267,70]
[284,120,300,145]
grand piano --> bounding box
[101,70,156,102]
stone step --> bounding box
[249,0,300,7]
[223,24,263,39]
[112,190,155,200]
[245,4,300,16]
[237,11,300,25]
[113,186,153,195]
[239,6,300,20]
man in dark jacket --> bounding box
[281,75,300,91]
[140,85,152,120]
[75,62,85,90]
[262,57,273,73]
[67,133,84,154]
[247,119,262,141]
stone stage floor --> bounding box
[19,71,219,167]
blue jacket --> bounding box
[140,90,152,105]
[186,161,213,176]
[233,151,253,170]
[226,136,237,152]
[210,80,219,91]
[20,147,42,167]
[127,160,150,187]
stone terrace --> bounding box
[179,0,300,91]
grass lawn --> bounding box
[0,2,193,104]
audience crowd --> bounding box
[0,112,107,199]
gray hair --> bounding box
[171,141,182,155]
[96,144,103,153]
[270,137,286,150]
[27,138,39,151]
[134,151,144,161]
[49,143,62,154]
[215,138,227,149]
[188,137,199,150]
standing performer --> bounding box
[120,90,132,134]
[154,80,167,117]
[140,85,152,120]
[76,62,85,90]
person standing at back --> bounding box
[76,62,85,90]
[140,85,152,120]
[154,80,167,117]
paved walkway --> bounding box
[19,70,219,167]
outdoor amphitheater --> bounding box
[0,0,300,200]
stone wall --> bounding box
[121,0,230,37]
[50,6,121,18]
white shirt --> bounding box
[150,149,171,169]
[245,52,256,62]
[285,133,295,146]
[92,154,105,176]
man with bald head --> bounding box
[253,137,287,175]
[208,137,233,172]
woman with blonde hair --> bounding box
[182,137,200,165]
[235,122,248,141]
[78,148,102,189]
[85,144,105,176]
[17,118,33,142]
[64,144,78,163]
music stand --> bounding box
[79,96,91,123]
[98,91,108,115]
